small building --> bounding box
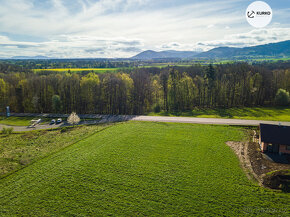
[259,123,290,155]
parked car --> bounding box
[30,119,42,127]
[50,119,56,125]
[56,118,62,124]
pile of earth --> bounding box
[263,170,290,192]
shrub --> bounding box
[275,89,290,106]
[19,158,31,166]
[1,127,14,135]
[153,104,161,113]
[60,127,72,133]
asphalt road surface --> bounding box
[131,116,290,126]
[0,114,289,132]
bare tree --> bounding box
[67,112,80,126]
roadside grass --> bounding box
[0,124,109,178]
[148,107,290,121]
[0,116,52,126]
[0,116,102,126]
[0,122,289,216]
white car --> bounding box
[56,118,62,124]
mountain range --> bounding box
[131,50,200,60]
[3,40,290,60]
[131,40,290,60]
[10,55,51,59]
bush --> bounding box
[153,104,161,113]
[1,127,14,135]
[60,126,72,133]
[275,89,290,106]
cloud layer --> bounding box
[0,0,289,58]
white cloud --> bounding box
[0,0,289,57]
[0,34,144,58]
[157,28,290,52]
[194,28,290,51]
[207,24,215,29]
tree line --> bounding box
[0,62,289,114]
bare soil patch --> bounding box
[226,130,290,188]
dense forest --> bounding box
[0,59,180,69]
[0,59,133,69]
[0,62,289,114]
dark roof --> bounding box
[260,123,290,145]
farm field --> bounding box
[148,107,290,122]
[33,68,120,73]
[0,122,289,216]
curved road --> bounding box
[1,114,290,132]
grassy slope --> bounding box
[0,125,109,178]
[0,122,289,216]
[148,107,290,122]
[0,116,37,126]
[0,116,52,126]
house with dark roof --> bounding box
[259,123,290,155]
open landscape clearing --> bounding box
[1,1,290,216]
[0,122,289,216]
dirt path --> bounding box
[226,138,290,186]
[226,141,262,184]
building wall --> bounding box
[279,145,290,154]
[260,142,268,152]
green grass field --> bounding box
[0,122,289,216]
[0,125,108,178]
[148,107,290,122]
[0,116,52,126]
[33,68,120,73]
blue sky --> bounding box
[0,0,289,58]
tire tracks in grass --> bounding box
[0,123,115,181]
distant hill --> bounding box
[11,55,52,59]
[131,40,290,60]
[131,50,200,60]
[197,40,290,59]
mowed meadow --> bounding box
[0,122,289,216]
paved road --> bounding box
[1,114,289,132]
[130,116,290,126]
